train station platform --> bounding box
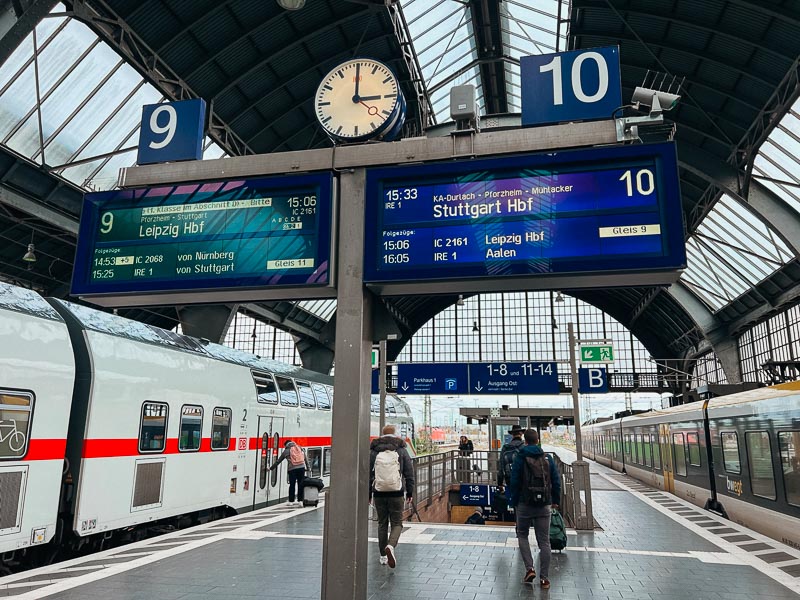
[2,450,800,600]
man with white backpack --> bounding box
[369,424,415,568]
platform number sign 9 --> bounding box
[520,46,622,127]
[137,98,206,165]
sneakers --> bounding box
[541,578,551,589]
[384,545,396,568]
[379,556,388,565]
[523,568,536,583]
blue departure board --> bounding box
[71,173,333,299]
[364,142,685,284]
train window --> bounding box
[211,408,232,451]
[254,373,278,405]
[0,390,33,459]
[614,434,621,457]
[643,434,652,467]
[275,376,299,407]
[296,380,316,409]
[721,432,741,474]
[326,386,334,407]
[139,402,168,453]
[652,436,661,469]
[746,432,776,500]
[624,434,631,457]
[312,383,331,410]
[307,448,322,478]
[323,447,332,476]
[672,433,687,476]
[634,434,642,464]
[179,405,203,452]
[687,432,702,466]
[779,432,800,507]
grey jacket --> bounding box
[369,435,415,499]
[272,441,309,472]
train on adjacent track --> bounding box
[583,385,800,549]
[0,282,414,572]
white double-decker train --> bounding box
[0,282,413,571]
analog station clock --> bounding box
[314,58,406,143]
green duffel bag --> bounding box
[550,508,567,552]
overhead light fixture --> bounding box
[555,291,564,303]
[472,320,479,333]
[277,0,305,9]
[456,294,464,306]
[22,243,37,264]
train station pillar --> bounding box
[321,168,373,600]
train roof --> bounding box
[47,297,332,384]
[0,282,63,322]
[586,386,799,429]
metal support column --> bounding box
[568,322,583,461]
[321,168,373,600]
[379,339,387,431]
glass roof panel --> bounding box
[752,100,800,215]
[680,194,792,311]
[297,299,337,321]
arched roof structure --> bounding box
[0,0,799,381]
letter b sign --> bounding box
[578,368,608,394]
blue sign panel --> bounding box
[71,173,333,297]
[460,484,491,506]
[579,367,608,393]
[364,142,685,284]
[137,99,206,165]
[372,369,380,394]
[521,46,621,126]
[473,362,559,395]
[395,363,469,394]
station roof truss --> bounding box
[0,0,799,375]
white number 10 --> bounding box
[539,51,609,106]
[148,104,177,149]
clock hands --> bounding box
[360,101,378,116]
[353,63,361,103]
[359,95,382,101]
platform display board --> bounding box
[71,173,334,301]
[364,142,685,288]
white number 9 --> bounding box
[148,104,177,149]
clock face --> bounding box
[315,58,401,141]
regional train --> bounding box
[0,282,413,570]
[583,387,800,549]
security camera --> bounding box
[632,86,680,116]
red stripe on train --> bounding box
[248,436,333,450]
[82,437,236,458]
[23,439,67,461]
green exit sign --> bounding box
[580,344,614,363]
[371,347,380,369]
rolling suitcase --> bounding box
[301,477,324,507]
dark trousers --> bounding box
[288,468,305,502]
[374,495,405,555]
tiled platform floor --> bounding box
[2,451,800,600]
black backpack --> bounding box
[521,454,552,506]
[500,440,523,483]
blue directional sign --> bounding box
[137,98,206,165]
[395,363,469,394]
[460,484,492,506]
[364,142,685,285]
[472,362,559,395]
[579,367,608,393]
[394,362,559,395]
[521,46,621,126]
[372,368,380,394]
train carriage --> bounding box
[0,285,75,559]
[0,282,414,570]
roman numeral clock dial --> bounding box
[315,58,406,143]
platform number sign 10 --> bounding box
[520,46,622,127]
[137,98,207,165]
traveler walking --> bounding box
[508,429,561,588]
[270,440,309,507]
[497,425,525,490]
[370,424,415,568]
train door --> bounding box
[252,416,284,508]
[659,423,674,493]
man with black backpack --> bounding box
[497,425,526,490]
[508,429,561,589]
[369,424,415,568]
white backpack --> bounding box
[374,449,403,492]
